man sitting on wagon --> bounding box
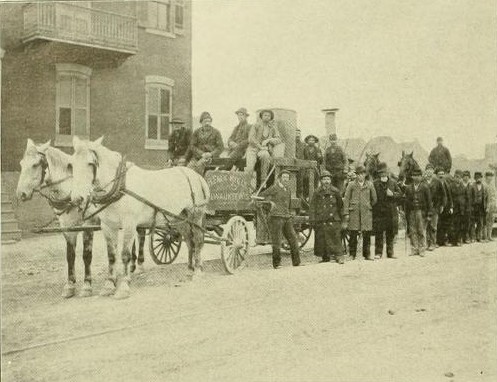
[224,107,252,170]
[187,112,224,174]
[246,109,283,185]
[168,117,192,164]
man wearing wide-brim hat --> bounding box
[168,117,192,162]
[246,109,283,185]
[372,162,402,259]
[225,107,252,170]
[302,134,323,198]
[309,170,346,264]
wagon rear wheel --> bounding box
[221,216,249,274]
[149,225,182,265]
[282,223,312,250]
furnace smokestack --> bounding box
[321,108,339,137]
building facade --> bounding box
[0,0,192,233]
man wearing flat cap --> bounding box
[309,170,346,264]
[343,165,377,260]
[429,137,452,173]
[470,172,488,242]
[187,112,224,174]
[189,112,224,163]
[225,108,252,170]
[168,117,192,163]
[484,171,496,241]
[257,170,301,269]
[372,163,402,259]
[324,133,347,193]
[404,168,432,257]
[246,109,282,185]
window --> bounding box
[148,0,172,34]
[55,64,91,147]
[174,0,184,32]
[145,76,174,150]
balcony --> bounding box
[23,2,138,55]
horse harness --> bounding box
[35,152,75,216]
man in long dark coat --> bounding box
[448,170,468,246]
[422,163,447,251]
[372,163,402,259]
[436,168,453,246]
[428,137,452,173]
[309,170,346,264]
[461,170,474,243]
[470,172,488,242]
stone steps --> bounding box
[1,192,22,243]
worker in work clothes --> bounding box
[324,133,347,193]
[404,168,432,256]
[309,170,346,264]
[225,107,252,170]
[257,170,301,269]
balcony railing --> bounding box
[23,2,138,54]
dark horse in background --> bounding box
[397,151,422,236]
[363,152,399,182]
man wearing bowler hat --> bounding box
[470,171,488,242]
[226,107,252,170]
[484,171,496,241]
[343,165,377,260]
[461,170,474,243]
[422,163,447,250]
[372,162,402,259]
[309,170,346,264]
[246,109,282,185]
[257,170,301,269]
[168,117,192,163]
[324,133,347,193]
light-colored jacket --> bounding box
[248,122,281,149]
[343,180,377,231]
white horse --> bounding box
[16,139,97,298]
[70,136,210,299]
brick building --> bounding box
[0,0,192,235]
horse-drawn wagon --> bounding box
[129,156,318,274]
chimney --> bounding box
[321,108,339,137]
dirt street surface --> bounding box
[2,231,497,382]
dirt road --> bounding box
[2,232,496,382]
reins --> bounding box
[33,152,75,216]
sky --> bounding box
[192,0,497,159]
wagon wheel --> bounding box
[149,225,182,265]
[282,223,312,250]
[221,216,250,274]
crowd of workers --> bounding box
[167,109,496,269]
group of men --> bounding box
[262,137,496,269]
[168,108,283,182]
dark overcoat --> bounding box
[372,178,402,233]
[309,185,344,256]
